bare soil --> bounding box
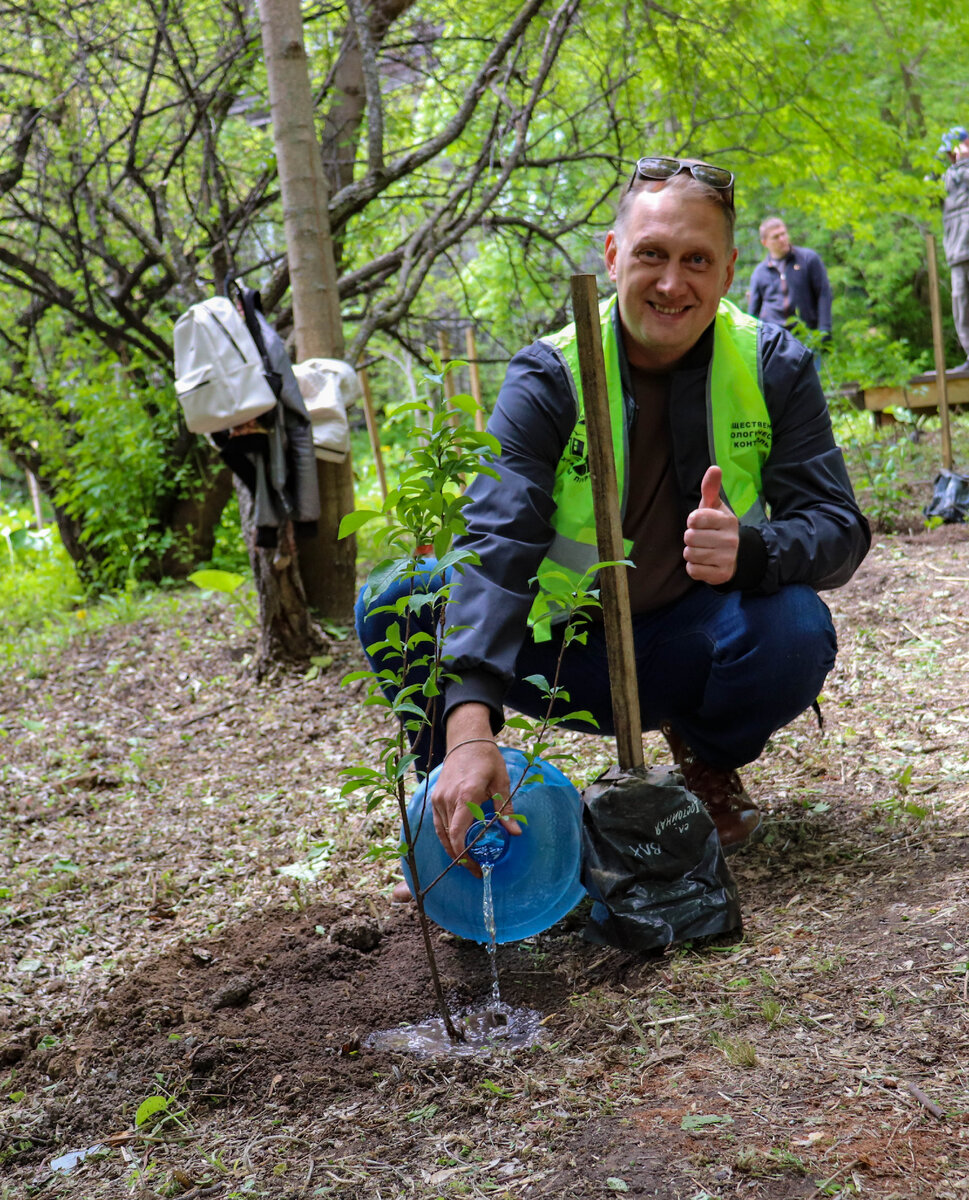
[2,524,969,1200]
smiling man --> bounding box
[357,157,870,876]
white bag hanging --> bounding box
[292,358,362,463]
[173,297,278,434]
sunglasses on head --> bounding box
[628,156,735,198]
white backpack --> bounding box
[292,358,362,463]
[173,297,278,434]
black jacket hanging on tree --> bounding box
[213,287,320,549]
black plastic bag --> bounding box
[581,764,742,952]
[924,469,969,524]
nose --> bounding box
[654,261,689,297]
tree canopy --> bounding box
[0,0,966,593]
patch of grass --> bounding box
[735,1144,811,1178]
[760,998,787,1027]
[711,1032,758,1068]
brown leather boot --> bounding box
[660,723,763,855]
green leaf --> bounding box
[480,1079,512,1097]
[338,509,384,537]
[680,1113,734,1130]
[466,802,485,822]
[135,1095,170,1127]
[187,569,245,595]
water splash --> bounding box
[366,1001,542,1058]
[368,824,544,1058]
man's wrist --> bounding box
[445,702,497,747]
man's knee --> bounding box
[769,586,837,680]
[355,560,449,653]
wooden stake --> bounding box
[925,233,953,471]
[357,365,388,502]
[437,330,460,427]
[26,469,44,530]
[465,326,485,432]
[570,274,644,771]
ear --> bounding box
[723,247,738,294]
[604,231,618,282]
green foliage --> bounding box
[0,494,85,653]
[133,1081,190,1134]
[187,570,257,627]
[823,320,930,391]
[201,502,250,575]
[339,363,497,823]
[4,0,969,602]
[0,331,202,589]
[341,359,605,901]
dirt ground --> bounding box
[2,523,969,1200]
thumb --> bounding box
[700,465,724,511]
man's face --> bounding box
[604,187,737,372]
[761,222,791,258]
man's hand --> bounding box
[683,465,739,585]
[430,706,521,875]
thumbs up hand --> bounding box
[683,465,740,585]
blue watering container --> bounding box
[400,745,585,944]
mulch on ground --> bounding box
[1,526,968,1199]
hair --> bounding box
[758,216,786,240]
[614,169,736,248]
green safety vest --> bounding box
[530,294,771,639]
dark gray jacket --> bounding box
[442,309,870,726]
[748,245,832,335]
[942,160,969,267]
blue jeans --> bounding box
[355,560,837,774]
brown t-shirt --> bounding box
[622,365,694,614]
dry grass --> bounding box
[1,517,968,1199]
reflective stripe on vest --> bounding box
[529,295,771,639]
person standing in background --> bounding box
[939,126,969,374]
[748,218,832,347]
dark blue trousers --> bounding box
[355,560,837,775]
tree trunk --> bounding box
[159,463,236,580]
[256,0,357,624]
[235,478,324,673]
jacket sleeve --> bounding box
[752,328,870,593]
[258,312,321,527]
[441,344,575,729]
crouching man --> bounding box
[357,155,870,879]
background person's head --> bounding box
[938,126,969,164]
[759,217,791,259]
[605,161,738,372]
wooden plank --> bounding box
[860,375,969,413]
[569,274,644,772]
